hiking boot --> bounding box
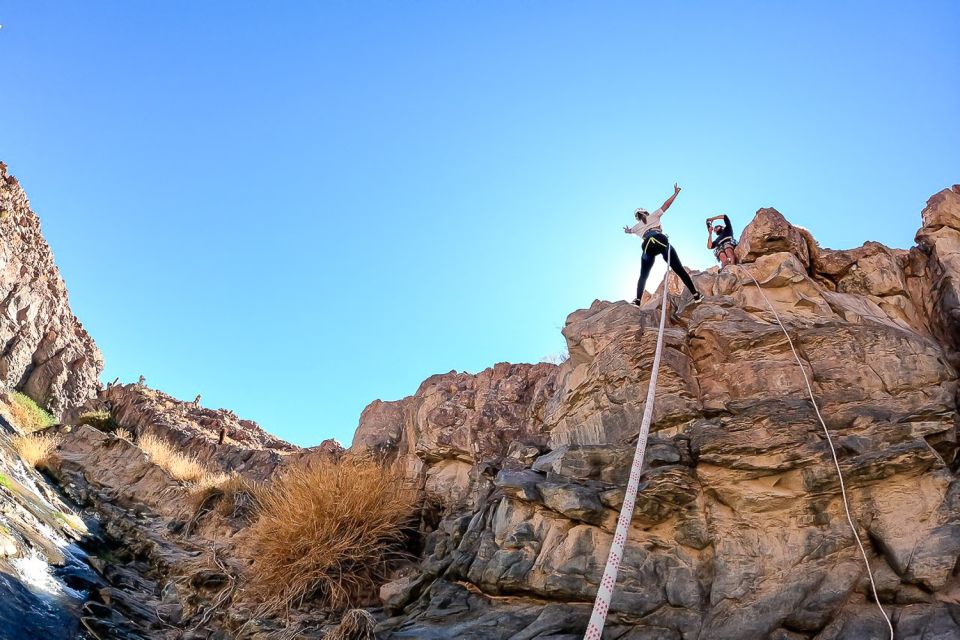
[631,298,643,306]
[691,292,704,304]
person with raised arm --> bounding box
[624,183,704,305]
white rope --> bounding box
[736,263,894,638]
[583,241,673,640]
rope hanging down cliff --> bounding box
[584,259,894,639]
[736,263,894,639]
[583,243,673,640]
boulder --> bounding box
[736,207,814,268]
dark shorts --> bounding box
[713,237,737,260]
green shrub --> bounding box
[77,411,119,432]
[6,392,55,433]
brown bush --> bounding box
[188,473,261,519]
[13,432,60,468]
[326,609,376,640]
[245,456,417,613]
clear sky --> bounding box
[1,2,957,447]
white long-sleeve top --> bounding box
[626,208,665,238]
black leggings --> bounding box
[637,232,699,300]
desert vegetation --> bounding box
[12,432,60,468]
[77,410,119,432]
[245,456,418,613]
[2,392,55,433]
[188,472,260,519]
[137,432,228,488]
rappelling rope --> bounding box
[583,241,673,640]
[736,263,894,639]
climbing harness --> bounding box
[641,233,668,253]
[736,264,893,638]
[583,257,894,640]
[584,242,673,640]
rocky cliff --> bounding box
[0,163,102,418]
[1,159,959,640]
[359,187,960,639]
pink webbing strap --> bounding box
[583,257,672,639]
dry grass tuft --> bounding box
[326,609,376,640]
[4,392,55,433]
[13,432,60,468]
[188,473,261,519]
[138,432,218,484]
[246,456,417,613]
[114,427,132,441]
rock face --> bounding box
[3,160,959,639]
[0,163,102,418]
[72,384,309,480]
[364,188,960,639]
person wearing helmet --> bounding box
[624,183,704,306]
[706,214,738,269]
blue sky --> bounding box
[1,2,957,446]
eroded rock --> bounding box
[0,162,102,418]
[369,191,960,639]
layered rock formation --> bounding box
[361,187,960,639]
[2,158,959,639]
[72,384,306,480]
[0,163,102,418]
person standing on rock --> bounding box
[624,183,704,305]
[706,214,739,269]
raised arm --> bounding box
[660,183,681,212]
[706,223,714,248]
[706,214,725,224]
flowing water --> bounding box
[0,430,105,640]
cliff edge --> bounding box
[0,163,102,417]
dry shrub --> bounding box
[4,392,55,433]
[326,609,376,640]
[114,427,132,441]
[13,432,60,468]
[77,410,119,432]
[138,432,213,483]
[188,473,260,519]
[246,456,417,613]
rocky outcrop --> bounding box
[364,188,960,639]
[3,159,959,639]
[0,163,102,418]
[71,384,306,480]
[914,185,960,359]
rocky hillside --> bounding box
[72,384,303,480]
[0,162,102,417]
[0,158,958,640]
[359,187,960,639]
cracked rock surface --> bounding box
[363,187,960,640]
[0,162,102,418]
